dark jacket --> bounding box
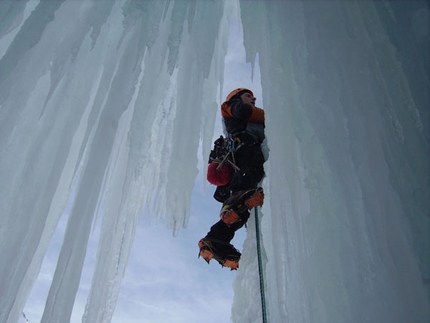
[221,99,265,144]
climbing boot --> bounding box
[220,188,264,225]
[198,238,241,270]
[245,188,264,209]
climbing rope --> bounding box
[254,206,268,323]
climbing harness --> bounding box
[254,206,268,323]
[208,135,244,173]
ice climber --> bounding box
[199,88,266,270]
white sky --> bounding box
[22,15,263,323]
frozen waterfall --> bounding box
[1,1,429,323]
[234,1,429,323]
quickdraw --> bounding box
[208,135,243,172]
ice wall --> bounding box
[234,1,429,323]
[0,1,227,322]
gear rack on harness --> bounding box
[208,135,245,171]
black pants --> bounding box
[213,144,265,203]
[229,144,265,193]
[206,145,265,243]
[207,143,264,246]
[205,210,250,244]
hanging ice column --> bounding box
[0,1,228,322]
[233,1,429,323]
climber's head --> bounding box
[225,88,255,107]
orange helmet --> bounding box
[225,88,254,102]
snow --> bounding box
[0,1,429,323]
